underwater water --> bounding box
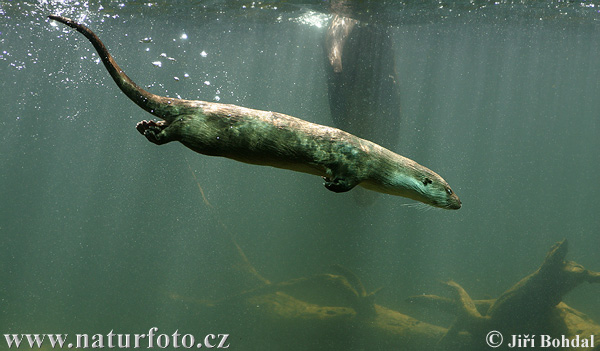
[1,0,600,349]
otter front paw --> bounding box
[136,120,169,145]
[323,176,356,193]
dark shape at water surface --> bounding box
[324,2,401,150]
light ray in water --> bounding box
[184,156,212,208]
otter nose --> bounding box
[452,197,462,209]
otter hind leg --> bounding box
[136,120,174,145]
[323,176,359,193]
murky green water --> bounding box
[1,1,599,349]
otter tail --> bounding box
[49,15,181,123]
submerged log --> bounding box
[409,239,600,350]
[174,238,599,350]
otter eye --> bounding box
[446,188,453,195]
[422,178,432,186]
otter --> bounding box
[48,15,461,210]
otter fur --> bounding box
[48,15,461,210]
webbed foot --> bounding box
[136,120,171,145]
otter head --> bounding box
[412,173,462,210]
[377,166,462,210]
